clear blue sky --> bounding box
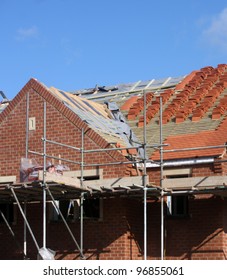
[1,0,227,100]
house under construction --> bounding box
[1,64,227,260]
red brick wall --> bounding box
[147,163,224,186]
[45,198,130,260]
[0,198,143,260]
[0,191,226,260]
[223,198,227,259]
[0,93,27,177]
[0,84,129,180]
[165,195,225,260]
[192,163,218,177]
[147,165,227,260]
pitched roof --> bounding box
[74,64,227,161]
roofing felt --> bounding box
[49,86,141,152]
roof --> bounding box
[2,64,227,163]
[72,64,227,162]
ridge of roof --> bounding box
[70,75,185,103]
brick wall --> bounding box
[165,195,225,260]
[0,197,146,260]
[147,165,227,260]
[0,191,226,260]
[0,82,129,180]
[223,198,227,259]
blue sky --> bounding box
[1,0,227,100]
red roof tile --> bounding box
[120,96,139,111]
[151,129,227,161]
[175,70,198,91]
[149,63,227,160]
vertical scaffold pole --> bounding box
[80,192,84,258]
[80,128,84,258]
[143,90,148,260]
[25,92,29,158]
[24,92,29,257]
[159,96,164,260]
[43,101,47,249]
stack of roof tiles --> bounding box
[123,64,227,127]
[118,64,227,161]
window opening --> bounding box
[165,171,190,218]
[167,195,188,217]
[82,198,101,219]
[49,170,103,222]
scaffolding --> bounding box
[1,90,227,260]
